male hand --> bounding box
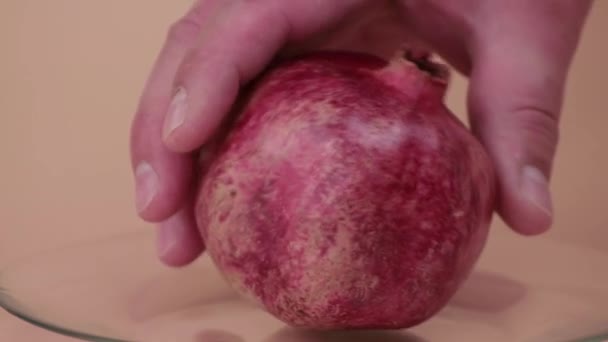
[130,0,592,266]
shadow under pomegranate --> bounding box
[447,271,527,314]
[264,327,428,342]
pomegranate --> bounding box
[195,50,496,329]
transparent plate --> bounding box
[2,2,608,341]
[1,226,607,342]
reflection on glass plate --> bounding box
[1,229,607,342]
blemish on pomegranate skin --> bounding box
[195,50,496,330]
[218,211,230,223]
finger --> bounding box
[468,2,591,235]
[161,0,365,152]
[469,52,559,235]
[155,140,221,267]
[157,202,205,267]
[130,0,219,221]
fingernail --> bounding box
[164,87,188,139]
[521,166,553,219]
[135,162,158,214]
[158,220,179,258]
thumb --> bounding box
[467,23,585,235]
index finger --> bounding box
[161,0,367,152]
[130,0,221,221]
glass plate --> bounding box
[1,227,607,342]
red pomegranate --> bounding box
[195,50,496,329]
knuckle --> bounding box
[167,15,201,45]
[514,106,559,165]
[130,109,154,145]
[515,106,559,141]
[137,92,167,118]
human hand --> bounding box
[130,0,592,267]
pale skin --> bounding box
[130,0,593,266]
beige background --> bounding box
[0,0,607,341]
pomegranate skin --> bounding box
[195,51,496,329]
